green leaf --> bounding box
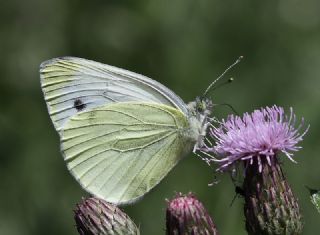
[307,186,320,214]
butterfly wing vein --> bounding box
[61,102,192,205]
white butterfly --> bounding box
[40,57,223,205]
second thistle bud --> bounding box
[243,158,303,235]
[166,193,219,235]
[74,197,139,235]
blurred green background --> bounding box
[0,0,319,234]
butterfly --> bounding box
[40,57,239,205]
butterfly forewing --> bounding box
[40,57,188,132]
[61,102,194,205]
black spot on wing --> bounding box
[74,99,86,111]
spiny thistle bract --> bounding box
[74,197,139,235]
[204,106,308,235]
[166,193,219,235]
[243,157,303,234]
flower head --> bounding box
[166,192,219,235]
[206,105,308,172]
[74,197,139,235]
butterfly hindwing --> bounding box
[61,102,194,205]
[40,57,188,132]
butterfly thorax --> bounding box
[186,97,213,150]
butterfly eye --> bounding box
[197,100,208,113]
[197,103,203,113]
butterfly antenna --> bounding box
[230,186,245,207]
[203,56,243,97]
[230,194,238,207]
[213,103,239,116]
[209,77,234,92]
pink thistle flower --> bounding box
[201,106,308,234]
[206,105,308,172]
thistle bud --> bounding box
[74,197,139,235]
[243,157,303,235]
[166,193,219,235]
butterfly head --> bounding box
[188,97,213,117]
